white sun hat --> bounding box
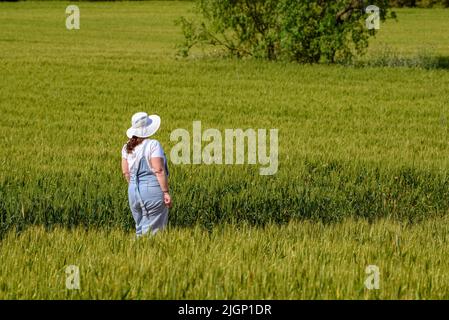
[126,112,161,139]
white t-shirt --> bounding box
[122,139,166,174]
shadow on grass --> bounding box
[432,56,449,69]
[351,48,449,70]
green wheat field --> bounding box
[1,1,449,299]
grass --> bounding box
[0,2,449,299]
[1,217,449,299]
[1,3,449,233]
[367,8,449,57]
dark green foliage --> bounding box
[177,0,395,63]
[2,161,448,238]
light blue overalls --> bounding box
[128,142,168,236]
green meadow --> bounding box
[0,1,449,299]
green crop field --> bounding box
[1,218,449,299]
[1,1,449,299]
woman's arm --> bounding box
[150,157,172,208]
[121,159,130,183]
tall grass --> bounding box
[1,3,449,237]
[1,2,449,300]
[354,46,449,69]
[2,161,449,238]
[1,218,449,299]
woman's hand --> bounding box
[163,192,172,208]
[151,157,171,208]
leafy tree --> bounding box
[177,0,396,63]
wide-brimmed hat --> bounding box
[126,112,161,139]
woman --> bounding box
[121,112,172,236]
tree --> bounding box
[177,0,396,63]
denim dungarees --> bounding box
[128,141,168,236]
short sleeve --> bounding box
[146,140,165,158]
[121,144,128,159]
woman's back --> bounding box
[122,112,171,236]
[122,139,167,184]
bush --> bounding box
[177,0,395,64]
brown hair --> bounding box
[126,136,145,154]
